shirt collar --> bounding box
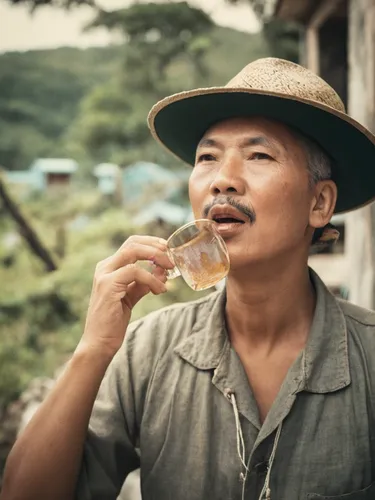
[300,269,350,393]
[174,288,227,370]
[174,268,350,393]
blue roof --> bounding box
[30,158,78,174]
[124,162,177,183]
[122,162,182,203]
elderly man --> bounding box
[3,58,375,500]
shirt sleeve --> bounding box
[74,319,148,500]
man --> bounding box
[2,57,375,500]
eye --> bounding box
[196,153,217,163]
[250,152,272,161]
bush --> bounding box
[0,189,210,412]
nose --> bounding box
[209,154,246,196]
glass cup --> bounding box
[166,219,230,291]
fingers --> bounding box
[121,234,167,250]
[152,265,168,283]
[110,264,167,297]
[119,235,168,252]
[123,265,169,308]
[104,236,173,273]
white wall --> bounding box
[346,0,375,308]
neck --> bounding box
[225,259,315,350]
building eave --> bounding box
[274,0,317,24]
[274,0,347,25]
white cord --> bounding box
[258,422,283,500]
[230,393,250,472]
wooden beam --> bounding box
[304,0,347,74]
[306,26,320,73]
[276,0,346,25]
[275,0,314,23]
[0,175,58,273]
[309,0,345,29]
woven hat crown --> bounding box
[226,57,346,113]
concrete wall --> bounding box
[346,0,375,308]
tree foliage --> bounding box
[87,2,214,91]
[225,0,275,19]
[68,82,156,166]
[1,0,280,170]
[263,18,300,62]
[0,2,270,171]
[226,0,300,62]
[88,2,212,40]
[0,53,85,169]
[0,25,269,171]
[69,2,214,164]
[0,47,121,170]
[4,0,96,10]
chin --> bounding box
[227,250,261,270]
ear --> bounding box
[309,180,337,229]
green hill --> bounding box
[0,26,268,171]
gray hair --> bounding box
[292,129,332,185]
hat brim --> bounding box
[148,88,375,214]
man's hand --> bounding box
[0,235,173,500]
[80,235,175,358]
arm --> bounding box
[1,347,112,500]
[0,236,174,500]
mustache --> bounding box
[203,196,256,224]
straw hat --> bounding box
[148,57,375,214]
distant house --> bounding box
[122,161,186,206]
[30,158,78,190]
[4,158,78,193]
[93,163,120,195]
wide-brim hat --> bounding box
[148,58,375,214]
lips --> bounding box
[209,205,247,224]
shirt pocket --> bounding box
[307,481,375,499]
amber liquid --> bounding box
[170,229,229,291]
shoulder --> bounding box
[338,298,375,327]
[337,298,375,350]
[124,290,221,360]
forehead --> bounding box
[199,116,299,148]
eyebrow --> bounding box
[243,136,277,149]
[197,135,282,152]
[197,138,222,149]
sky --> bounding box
[0,0,260,53]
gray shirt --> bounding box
[76,270,375,499]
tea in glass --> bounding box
[167,219,230,291]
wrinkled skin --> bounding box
[189,117,337,273]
